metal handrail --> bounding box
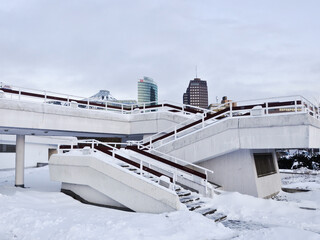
[0,82,214,115]
[58,139,214,192]
[137,96,319,150]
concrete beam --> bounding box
[15,134,25,187]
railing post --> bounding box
[140,160,143,174]
[312,105,315,117]
[202,114,205,128]
[294,100,297,113]
[266,102,269,114]
[131,104,133,113]
[44,91,47,103]
[106,102,108,111]
[205,170,208,195]
[143,103,146,113]
[18,89,21,100]
[87,99,90,109]
[112,148,115,158]
[174,127,177,140]
[57,144,60,154]
[121,104,123,114]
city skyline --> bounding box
[1,1,320,104]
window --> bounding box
[0,144,16,153]
[253,153,276,177]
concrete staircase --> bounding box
[174,186,227,222]
[115,155,227,222]
[51,140,226,220]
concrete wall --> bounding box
[157,113,320,164]
[198,149,281,198]
[50,153,182,213]
[62,183,129,210]
[0,99,189,136]
[0,135,76,169]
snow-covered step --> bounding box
[179,196,200,204]
[206,212,227,222]
[176,190,192,197]
[108,151,227,221]
[195,208,217,216]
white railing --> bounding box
[133,95,320,150]
[57,139,214,194]
[0,82,210,116]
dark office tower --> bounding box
[183,78,208,109]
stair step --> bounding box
[206,212,227,222]
[197,208,217,216]
[188,205,202,211]
[177,191,191,197]
[180,197,200,204]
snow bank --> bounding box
[0,167,234,240]
[0,166,319,239]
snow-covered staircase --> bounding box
[116,156,227,222]
[174,186,227,222]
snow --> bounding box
[0,167,319,239]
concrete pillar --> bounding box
[15,135,25,187]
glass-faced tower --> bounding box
[138,76,158,105]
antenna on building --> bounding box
[195,65,198,78]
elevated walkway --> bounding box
[128,96,320,198]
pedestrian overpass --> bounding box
[1,82,320,214]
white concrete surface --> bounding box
[0,135,76,169]
[49,152,182,213]
[61,183,128,210]
[197,149,281,198]
[0,99,189,136]
[157,113,320,164]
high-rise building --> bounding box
[183,77,208,109]
[138,76,158,105]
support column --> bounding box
[15,135,25,188]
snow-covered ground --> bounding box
[0,167,319,240]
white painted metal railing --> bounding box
[57,139,214,194]
[0,82,210,115]
[135,95,320,150]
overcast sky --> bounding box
[1,0,320,104]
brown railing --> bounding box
[59,142,173,182]
[126,145,207,179]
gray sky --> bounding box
[1,0,320,104]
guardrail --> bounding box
[134,95,319,149]
[0,82,210,115]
